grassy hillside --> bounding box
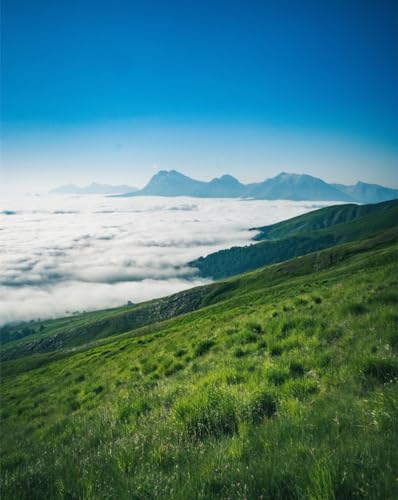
[253,199,398,240]
[191,199,398,279]
[1,230,397,499]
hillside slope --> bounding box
[1,231,398,499]
[191,199,398,279]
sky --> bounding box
[1,0,397,192]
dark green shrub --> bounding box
[248,389,278,423]
[165,362,184,377]
[234,347,247,358]
[194,339,215,357]
[243,332,258,344]
[289,360,305,377]
[280,320,296,336]
[372,291,398,305]
[346,302,368,315]
[268,367,289,386]
[362,357,398,383]
[247,321,264,334]
[174,348,187,358]
[270,345,283,356]
[257,340,267,350]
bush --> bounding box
[371,291,398,305]
[247,321,264,334]
[194,339,215,357]
[268,367,289,386]
[270,345,283,357]
[242,332,258,344]
[174,348,187,358]
[173,385,238,439]
[362,357,398,383]
[346,302,368,316]
[165,362,184,377]
[289,360,305,377]
[248,389,278,423]
[234,347,247,358]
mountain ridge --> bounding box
[119,170,398,203]
[51,182,138,195]
[190,199,398,280]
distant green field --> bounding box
[1,227,397,499]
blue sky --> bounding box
[1,0,397,191]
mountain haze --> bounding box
[331,181,398,204]
[51,182,137,195]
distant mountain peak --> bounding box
[51,183,137,195]
[211,174,242,185]
[117,169,398,203]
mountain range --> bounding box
[119,170,398,203]
[51,182,137,195]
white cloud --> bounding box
[0,194,334,324]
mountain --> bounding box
[51,182,137,195]
[332,181,398,203]
[1,228,397,498]
[121,170,398,203]
[190,199,398,279]
[245,172,353,201]
[120,170,246,198]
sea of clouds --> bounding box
[0,195,334,324]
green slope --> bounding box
[253,199,398,240]
[1,230,397,499]
[191,199,398,279]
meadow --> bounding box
[1,229,397,499]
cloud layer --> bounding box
[0,195,332,324]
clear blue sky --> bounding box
[1,0,397,192]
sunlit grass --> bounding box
[1,235,397,499]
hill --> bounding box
[1,229,398,498]
[190,199,398,279]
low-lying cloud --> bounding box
[0,195,333,324]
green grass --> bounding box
[1,230,397,499]
[190,199,398,279]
